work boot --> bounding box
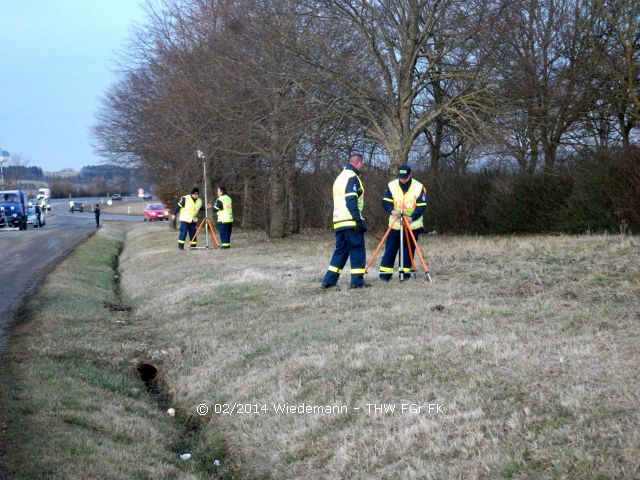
[349,283,371,289]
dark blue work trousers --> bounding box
[218,222,232,248]
[379,228,420,279]
[178,221,197,249]
[323,229,366,287]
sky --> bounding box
[0,1,148,172]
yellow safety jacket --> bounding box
[216,195,233,223]
[178,195,202,223]
[332,168,364,230]
[387,179,425,230]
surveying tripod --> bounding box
[365,213,432,282]
[188,214,220,250]
[188,150,220,250]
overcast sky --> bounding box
[0,1,147,171]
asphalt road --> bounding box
[0,201,144,351]
[50,197,146,222]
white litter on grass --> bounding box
[179,453,192,460]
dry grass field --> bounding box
[1,225,638,479]
[113,228,640,479]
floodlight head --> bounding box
[196,150,205,159]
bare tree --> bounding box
[297,0,497,171]
[492,0,597,172]
[591,0,640,147]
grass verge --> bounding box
[119,229,640,479]
[0,223,204,480]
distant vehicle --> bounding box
[37,187,51,210]
[143,203,169,221]
[70,202,85,213]
[27,203,45,228]
[143,192,153,200]
[0,190,28,230]
[111,193,123,201]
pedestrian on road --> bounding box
[35,204,43,227]
[322,153,369,289]
[69,199,74,213]
[95,204,101,228]
[214,186,233,248]
[170,187,210,250]
[379,164,427,282]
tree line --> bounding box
[94,0,640,235]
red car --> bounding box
[143,203,169,221]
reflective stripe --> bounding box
[178,240,185,244]
[334,220,357,229]
[401,267,412,273]
[379,266,394,273]
[328,266,342,273]
[388,179,425,230]
[383,197,394,203]
[351,268,366,274]
[221,243,231,247]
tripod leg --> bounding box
[404,221,416,271]
[365,226,393,273]
[208,219,220,247]
[188,219,206,250]
[399,215,405,280]
[403,216,431,280]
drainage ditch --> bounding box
[108,242,224,478]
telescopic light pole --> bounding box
[197,149,209,249]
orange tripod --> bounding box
[188,216,220,250]
[365,215,432,282]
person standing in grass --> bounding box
[170,187,209,250]
[322,153,369,289]
[214,186,233,248]
[379,164,427,282]
[94,204,101,228]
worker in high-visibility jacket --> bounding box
[214,186,233,248]
[170,187,209,250]
[379,164,427,281]
[322,153,369,289]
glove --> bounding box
[358,218,369,232]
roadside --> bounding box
[0,223,210,479]
[50,198,146,222]
[0,211,95,350]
